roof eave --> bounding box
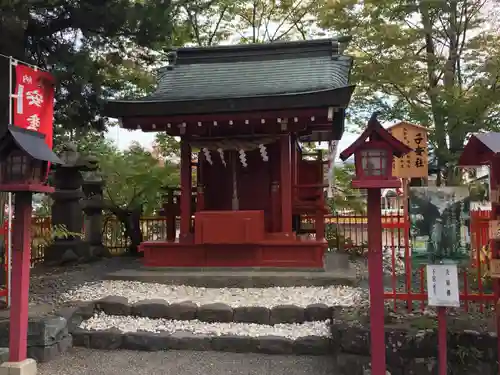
[103,85,356,119]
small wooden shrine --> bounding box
[103,38,355,268]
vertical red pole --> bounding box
[437,307,447,375]
[402,178,412,311]
[196,159,205,212]
[367,188,386,375]
[180,139,192,243]
[280,134,292,234]
[9,192,32,362]
[165,189,176,242]
[490,158,500,375]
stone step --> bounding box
[72,328,333,356]
[82,295,335,325]
[105,268,358,288]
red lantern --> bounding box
[340,115,412,189]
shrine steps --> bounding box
[105,267,358,288]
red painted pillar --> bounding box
[9,192,32,362]
[196,158,205,212]
[315,150,325,241]
[165,189,176,242]
[367,188,386,375]
[180,139,192,243]
[490,157,500,375]
[280,134,292,234]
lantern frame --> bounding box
[340,113,412,189]
[0,125,62,193]
[354,141,393,181]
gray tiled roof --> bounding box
[475,132,500,153]
[132,39,353,103]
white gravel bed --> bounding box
[81,312,331,339]
[61,280,364,307]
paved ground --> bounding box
[37,348,336,375]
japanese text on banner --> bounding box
[12,64,55,150]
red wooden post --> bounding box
[271,182,280,232]
[9,192,32,362]
[367,188,386,375]
[180,139,192,242]
[280,134,292,234]
[315,149,325,240]
[165,189,176,242]
[491,159,500,375]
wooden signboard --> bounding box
[490,259,500,278]
[387,122,429,178]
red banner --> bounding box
[12,64,55,150]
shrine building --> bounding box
[102,38,355,268]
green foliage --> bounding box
[171,0,319,47]
[77,132,179,214]
[39,224,84,248]
[328,164,366,213]
[316,0,500,184]
[0,0,175,134]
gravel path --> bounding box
[81,313,330,338]
[60,280,364,307]
[37,348,337,375]
[28,258,140,312]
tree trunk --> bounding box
[105,204,143,256]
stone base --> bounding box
[0,359,37,375]
[44,239,92,266]
[0,348,8,364]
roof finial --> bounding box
[368,111,381,127]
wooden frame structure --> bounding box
[103,38,356,268]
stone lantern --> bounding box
[339,112,412,375]
[0,124,62,375]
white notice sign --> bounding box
[426,264,460,307]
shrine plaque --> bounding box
[388,122,429,178]
[490,259,500,278]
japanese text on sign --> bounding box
[426,264,460,307]
[388,122,429,178]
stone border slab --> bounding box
[72,328,333,356]
[82,295,333,324]
[62,303,500,374]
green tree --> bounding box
[172,0,319,46]
[329,164,366,213]
[76,134,179,254]
[317,0,500,185]
[0,0,174,134]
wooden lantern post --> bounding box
[340,113,412,375]
[0,125,62,375]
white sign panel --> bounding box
[426,264,460,307]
